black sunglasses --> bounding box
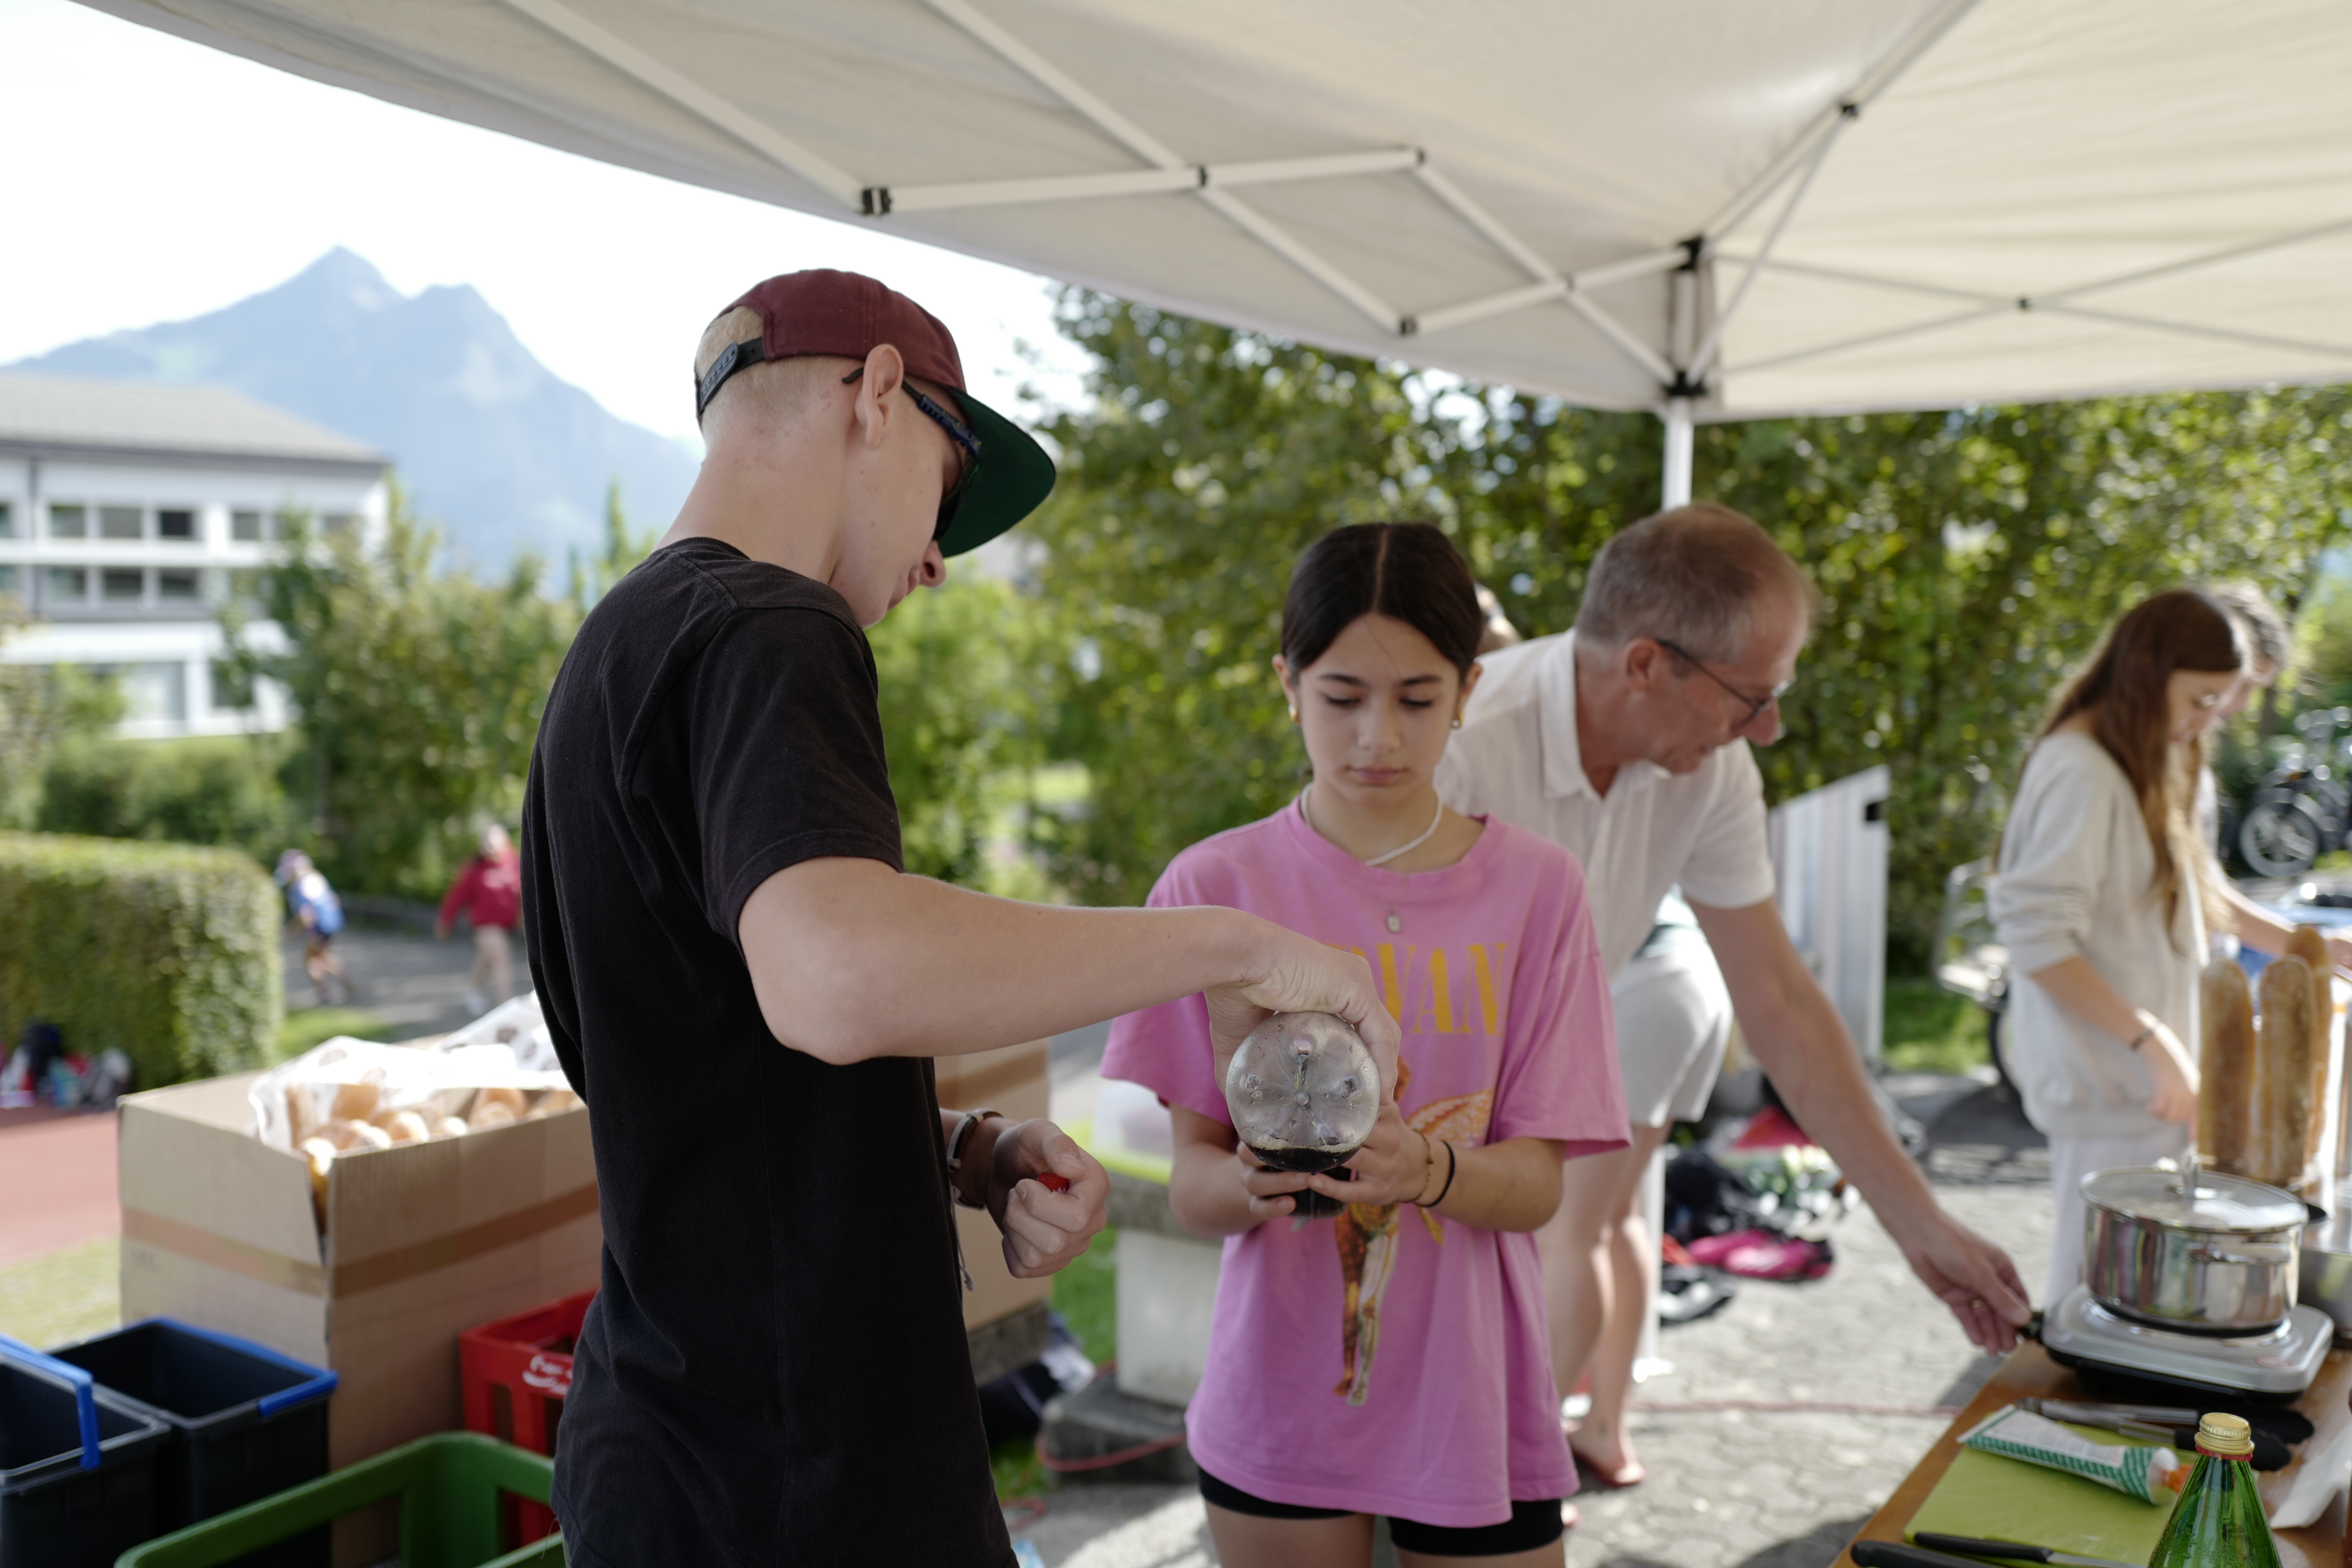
[841,367,981,541]
[1653,637,1792,728]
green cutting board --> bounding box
[1906,1422,2179,1567]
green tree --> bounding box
[1029,291,2352,964]
[225,487,577,897]
[869,577,1054,886]
[569,481,659,609]
[0,595,122,828]
[1027,295,1454,905]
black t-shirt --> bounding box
[522,537,1008,1568]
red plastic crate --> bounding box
[460,1288,592,1546]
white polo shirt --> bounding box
[1436,629,1777,979]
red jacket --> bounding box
[440,850,522,931]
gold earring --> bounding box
[1288,707,1299,723]
[1451,714,1464,730]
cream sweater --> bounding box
[1990,731,2205,1139]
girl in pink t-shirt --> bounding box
[1103,523,1626,1567]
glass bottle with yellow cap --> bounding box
[2147,1413,2281,1568]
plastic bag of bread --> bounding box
[248,1019,573,1152]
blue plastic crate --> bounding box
[47,1322,336,1568]
[0,1335,169,1568]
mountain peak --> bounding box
[280,246,402,315]
[9,250,696,564]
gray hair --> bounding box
[1575,503,1815,664]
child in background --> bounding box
[276,849,346,1005]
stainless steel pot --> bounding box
[2082,1165,2305,1332]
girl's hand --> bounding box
[1236,1151,1316,1222]
[2135,1019,2200,1124]
[1306,1103,1431,1209]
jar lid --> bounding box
[2079,1166,2307,1232]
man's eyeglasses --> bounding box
[1652,637,1792,728]
[841,367,981,541]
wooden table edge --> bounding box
[1835,1340,2346,1568]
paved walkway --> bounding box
[0,1111,118,1267]
[1013,1075,2054,1568]
[285,923,492,1037]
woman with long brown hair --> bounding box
[1990,588,2246,1299]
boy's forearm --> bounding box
[740,858,1252,1064]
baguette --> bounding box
[2285,924,2336,1151]
[2254,956,2319,1188]
[2200,959,2257,1175]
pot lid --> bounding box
[2081,1167,2308,1232]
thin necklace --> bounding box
[1300,786,1446,934]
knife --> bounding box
[1912,1532,2142,1568]
[2021,1397,2198,1427]
[2013,1398,2290,1470]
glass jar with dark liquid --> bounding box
[1225,1012,1380,1220]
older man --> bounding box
[1440,504,2030,1487]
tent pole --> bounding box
[1660,399,1694,509]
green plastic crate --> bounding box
[116,1433,564,1568]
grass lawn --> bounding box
[275,1005,397,1061]
[0,1235,120,1348]
[1882,977,1992,1077]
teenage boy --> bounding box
[522,270,1399,1568]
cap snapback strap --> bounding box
[695,337,769,421]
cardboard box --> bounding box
[932,1038,1054,1332]
[117,1070,600,1560]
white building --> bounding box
[0,372,388,739]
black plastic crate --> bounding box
[0,1335,169,1568]
[44,1322,335,1568]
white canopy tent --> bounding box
[82,0,2352,503]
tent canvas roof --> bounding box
[79,0,2352,421]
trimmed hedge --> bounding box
[0,832,283,1089]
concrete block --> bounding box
[1040,1376,1194,1484]
[1115,1229,1222,1406]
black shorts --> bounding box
[1198,1466,1565,1557]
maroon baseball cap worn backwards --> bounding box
[694,269,1055,558]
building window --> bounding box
[101,567,145,601]
[46,566,87,600]
[210,660,256,711]
[157,508,197,540]
[120,662,188,723]
[227,568,263,604]
[0,565,17,597]
[322,513,358,535]
[99,506,143,540]
[0,501,13,538]
[157,569,202,602]
[231,510,263,542]
[49,505,87,539]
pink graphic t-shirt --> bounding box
[1102,803,1626,1527]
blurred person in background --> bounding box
[439,823,524,1014]
[1992,589,2252,1300]
[276,849,346,1005]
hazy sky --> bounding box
[0,0,1087,445]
